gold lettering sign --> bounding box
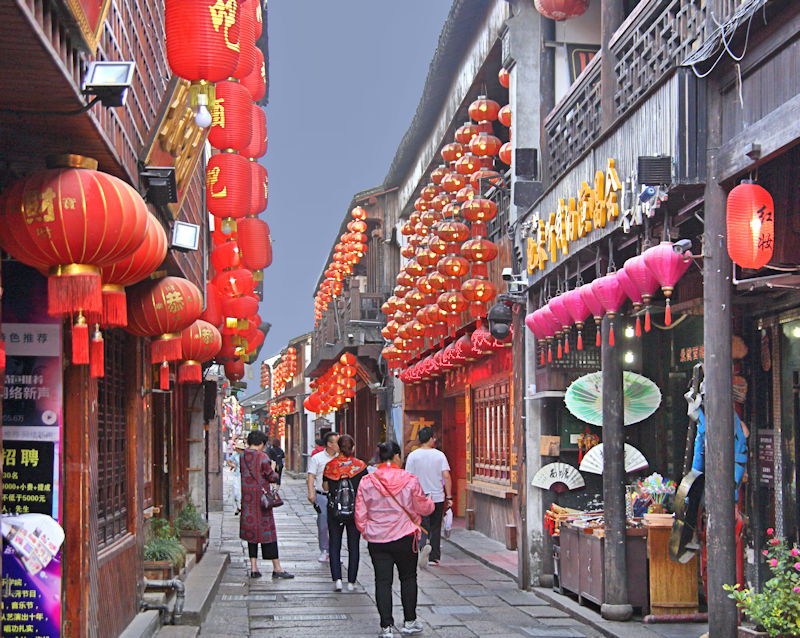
[209,0,240,53]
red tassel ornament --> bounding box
[160,361,170,390]
[645,308,651,332]
[577,331,583,351]
[664,300,672,326]
[548,343,552,363]
[564,336,569,354]
[178,361,202,384]
[72,312,89,364]
[635,316,642,337]
[540,348,545,365]
[595,330,601,347]
[557,340,562,359]
[90,327,104,378]
[609,324,615,347]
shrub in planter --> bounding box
[175,502,209,558]
[724,528,800,637]
[144,518,185,572]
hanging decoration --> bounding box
[622,255,660,333]
[726,182,774,270]
[643,241,691,326]
[179,319,222,384]
[534,0,591,21]
[589,272,628,346]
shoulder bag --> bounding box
[373,473,427,535]
[244,451,284,511]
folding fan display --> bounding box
[578,443,649,475]
[532,462,585,493]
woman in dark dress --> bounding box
[239,430,294,579]
[267,437,286,485]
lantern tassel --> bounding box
[0,338,5,376]
[151,335,183,364]
[595,326,601,347]
[564,334,569,354]
[540,347,545,366]
[160,361,170,390]
[178,362,202,385]
[557,340,562,359]
[102,288,128,327]
[49,270,102,318]
[645,308,651,332]
[635,316,642,337]
[577,330,583,351]
[547,344,552,363]
[664,299,672,326]
[90,327,104,378]
[72,313,89,365]
[609,323,615,347]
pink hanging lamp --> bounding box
[579,283,605,347]
[590,272,628,346]
[541,305,563,360]
[526,309,555,365]
[548,295,574,355]
[622,255,660,332]
[643,242,691,326]
[615,268,644,336]
[562,288,591,351]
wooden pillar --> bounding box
[600,316,632,621]
[704,74,737,638]
[63,363,99,638]
[600,0,625,130]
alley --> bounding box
[196,475,609,638]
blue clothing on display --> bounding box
[692,407,748,498]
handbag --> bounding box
[244,451,284,511]
[373,473,427,536]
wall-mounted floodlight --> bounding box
[82,61,136,107]
[171,221,200,252]
[139,165,178,206]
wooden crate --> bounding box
[644,517,699,615]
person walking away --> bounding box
[355,441,434,636]
[239,430,294,579]
[228,438,246,514]
[323,434,368,592]
[268,437,285,485]
[307,431,339,562]
[310,436,325,457]
[404,426,452,567]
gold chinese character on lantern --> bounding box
[165,290,185,313]
[22,187,56,225]
[211,97,226,128]
[209,0,240,53]
[206,166,227,198]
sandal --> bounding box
[249,571,262,578]
[272,570,295,579]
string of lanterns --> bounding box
[303,353,357,415]
[272,346,297,396]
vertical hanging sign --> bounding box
[2,261,64,638]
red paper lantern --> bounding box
[727,182,774,270]
[441,172,467,193]
[225,359,245,382]
[498,105,512,128]
[498,67,510,89]
[462,278,497,317]
[201,282,224,328]
[431,165,448,185]
[238,217,272,270]
[179,319,222,383]
[468,97,501,122]
[209,81,253,152]
[243,104,267,159]
[211,240,241,272]
[469,132,502,157]
[221,295,258,319]
[455,122,480,145]
[534,0,590,21]
[499,142,512,166]
[248,161,268,214]
[0,161,149,320]
[233,0,256,79]
[441,143,464,163]
[421,184,442,202]
[351,206,367,221]
[241,48,266,102]
[206,152,251,228]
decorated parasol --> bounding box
[579,443,649,475]
[532,463,585,493]
[565,370,661,426]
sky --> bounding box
[251,1,454,388]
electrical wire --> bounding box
[0,96,101,117]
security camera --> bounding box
[502,267,514,282]
[347,333,355,340]
[673,239,693,254]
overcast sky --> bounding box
[251,1,453,388]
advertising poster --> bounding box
[2,261,63,638]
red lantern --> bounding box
[431,165,448,185]
[498,67,510,89]
[0,160,149,322]
[243,104,267,159]
[213,268,255,298]
[225,359,245,382]
[241,48,266,102]
[727,182,774,270]
[179,320,222,384]
[351,206,367,221]
[248,161,268,215]
[441,172,467,193]
[233,0,256,79]
[441,143,464,163]
[201,282,224,328]
[462,278,497,318]
[455,153,480,176]
[498,105,512,128]
[208,81,253,152]
[455,122,480,145]
[499,142,512,166]
[238,217,272,270]
[468,97,501,122]
[643,242,691,326]
[97,212,168,328]
[207,152,251,229]
[534,0,590,20]
[461,238,498,266]
[469,132,502,157]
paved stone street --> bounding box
[196,474,620,638]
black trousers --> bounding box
[248,541,278,559]
[367,534,418,628]
[327,511,361,583]
[420,500,445,561]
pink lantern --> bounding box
[562,289,590,350]
[590,273,628,346]
[623,255,660,333]
[548,296,574,355]
[540,306,563,360]
[579,283,605,347]
[525,310,548,365]
[643,242,691,326]
[615,268,644,336]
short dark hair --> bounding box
[338,434,355,457]
[377,440,401,462]
[323,431,339,446]
[247,430,268,447]
[271,438,281,447]
[418,426,434,444]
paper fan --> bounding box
[532,463,585,493]
[565,370,661,426]
[579,443,649,475]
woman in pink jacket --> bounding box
[355,441,434,637]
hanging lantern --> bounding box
[441,143,464,163]
[441,172,467,193]
[206,152,251,233]
[431,165,448,185]
[241,48,266,102]
[208,80,253,152]
[469,131,502,157]
[525,309,556,364]
[615,268,644,336]
[351,206,367,221]
[179,319,222,384]
[561,288,591,351]
[468,96,501,122]
[498,105,512,128]
[420,184,442,202]
[643,242,691,326]
[455,122,481,145]
[499,142,512,166]
[534,0,591,21]
[461,278,497,318]
[548,296,574,354]
[498,67,510,89]
[243,104,267,159]
[579,283,605,347]
[225,359,245,382]
[590,272,628,346]
[201,282,224,328]
[623,254,660,333]
[232,0,256,79]
[238,217,272,271]
[727,182,774,270]
[454,153,480,176]
[248,161,268,215]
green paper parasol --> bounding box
[564,370,661,426]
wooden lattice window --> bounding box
[471,381,511,484]
[97,329,129,548]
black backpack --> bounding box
[331,476,356,521]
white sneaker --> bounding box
[347,582,355,592]
[334,579,342,591]
[318,551,329,562]
[378,627,394,637]
[417,544,431,568]
[400,619,423,635]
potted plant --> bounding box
[174,502,210,560]
[143,518,185,581]
[724,528,800,637]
